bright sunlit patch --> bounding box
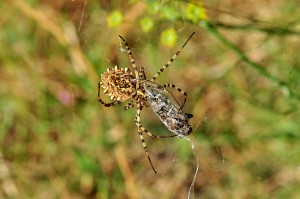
[184,2,207,24]
[106,10,123,28]
[160,28,178,47]
[140,17,154,32]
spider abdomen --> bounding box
[100,66,135,101]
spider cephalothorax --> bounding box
[100,66,135,102]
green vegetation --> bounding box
[1,0,300,198]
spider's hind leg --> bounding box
[97,83,121,107]
[124,100,134,110]
[135,104,177,139]
[135,104,178,174]
[139,126,177,139]
[135,104,157,173]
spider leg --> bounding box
[118,35,139,79]
[163,83,187,108]
[97,83,121,107]
[138,66,146,80]
[135,104,177,139]
[135,103,157,174]
[140,126,177,139]
[150,32,195,82]
[124,100,134,110]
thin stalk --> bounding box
[203,21,300,101]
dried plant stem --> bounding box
[0,151,19,198]
[12,0,98,83]
[115,146,137,199]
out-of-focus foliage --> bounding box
[139,17,154,32]
[106,10,123,27]
[160,28,178,47]
[1,0,300,199]
[184,2,207,23]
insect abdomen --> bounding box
[143,81,192,137]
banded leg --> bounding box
[163,83,187,108]
[118,35,139,79]
[97,83,121,107]
[140,126,177,139]
[150,32,195,82]
[135,103,157,173]
[163,84,193,118]
[135,104,177,139]
[124,100,134,110]
[138,66,146,80]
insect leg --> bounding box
[163,83,187,108]
[136,102,177,138]
[97,83,121,107]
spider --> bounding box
[98,32,195,173]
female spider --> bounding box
[98,32,195,173]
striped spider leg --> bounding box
[99,33,195,173]
[99,35,178,173]
[143,80,193,137]
[163,83,188,108]
[162,84,193,117]
[97,82,121,107]
[135,101,177,173]
[141,32,195,137]
[98,67,159,173]
[150,32,195,82]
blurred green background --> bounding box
[1,0,300,198]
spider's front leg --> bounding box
[150,32,195,82]
[97,83,121,107]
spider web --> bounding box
[73,0,223,198]
[5,0,299,199]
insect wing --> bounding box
[145,81,180,107]
[143,81,192,137]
